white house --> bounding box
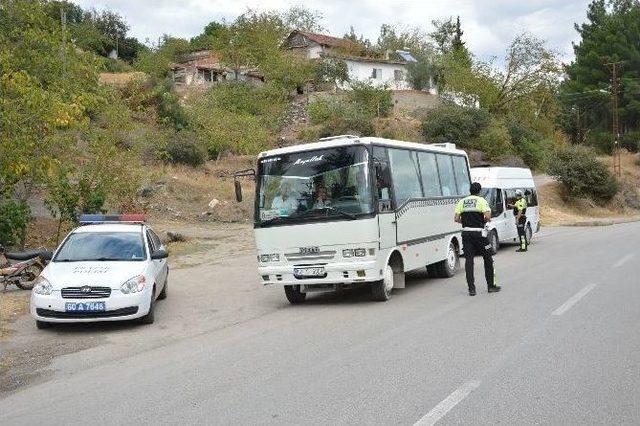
[331,54,411,90]
[281,30,436,92]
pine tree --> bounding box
[561,0,640,135]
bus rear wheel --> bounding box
[435,240,459,278]
[284,285,306,304]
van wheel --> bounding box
[436,240,459,278]
[284,285,306,304]
[526,224,533,243]
[371,264,394,301]
[489,230,499,255]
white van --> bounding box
[470,167,540,254]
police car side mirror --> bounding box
[151,249,169,260]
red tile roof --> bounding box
[296,30,352,48]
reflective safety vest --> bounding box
[514,198,527,216]
[455,195,490,230]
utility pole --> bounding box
[60,8,67,76]
[605,61,624,178]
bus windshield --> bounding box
[256,145,373,226]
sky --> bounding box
[74,0,592,64]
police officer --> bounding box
[454,182,501,296]
[512,189,528,252]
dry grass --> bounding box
[142,156,256,223]
[540,151,640,225]
[0,292,30,339]
[99,72,148,87]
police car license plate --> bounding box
[294,267,325,278]
[65,302,106,312]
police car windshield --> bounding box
[54,232,146,262]
[256,146,373,226]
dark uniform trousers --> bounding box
[516,216,528,249]
[462,231,495,292]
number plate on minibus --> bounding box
[294,267,326,278]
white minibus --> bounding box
[235,136,471,303]
[470,167,540,254]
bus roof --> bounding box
[258,136,468,158]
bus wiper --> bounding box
[260,216,286,226]
[322,206,357,220]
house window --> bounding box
[394,69,404,81]
[371,68,382,79]
[197,68,215,83]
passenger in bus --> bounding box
[271,181,298,215]
[313,183,331,209]
[354,169,369,201]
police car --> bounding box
[30,214,169,329]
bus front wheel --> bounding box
[371,264,394,301]
[284,285,306,304]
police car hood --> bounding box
[43,261,146,290]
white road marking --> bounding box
[414,381,481,426]
[552,283,597,316]
[613,254,634,269]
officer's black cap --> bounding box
[470,182,482,195]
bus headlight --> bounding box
[354,248,367,257]
[343,249,367,258]
[259,253,280,263]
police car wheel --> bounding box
[489,230,499,255]
[36,320,52,330]
[139,287,156,325]
[525,224,533,242]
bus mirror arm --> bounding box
[233,169,256,203]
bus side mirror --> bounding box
[234,180,243,202]
[233,168,256,203]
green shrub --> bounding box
[474,119,513,159]
[586,131,613,154]
[347,81,393,118]
[153,79,188,130]
[308,97,374,137]
[620,131,640,153]
[0,199,30,247]
[101,58,133,73]
[546,145,618,201]
[165,131,207,166]
[204,82,288,118]
[421,104,491,147]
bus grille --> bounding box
[285,251,336,262]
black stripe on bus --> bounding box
[398,230,461,247]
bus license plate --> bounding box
[65,302,106,312]
[294,267,325,278]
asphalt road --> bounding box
[1,223,639,425]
